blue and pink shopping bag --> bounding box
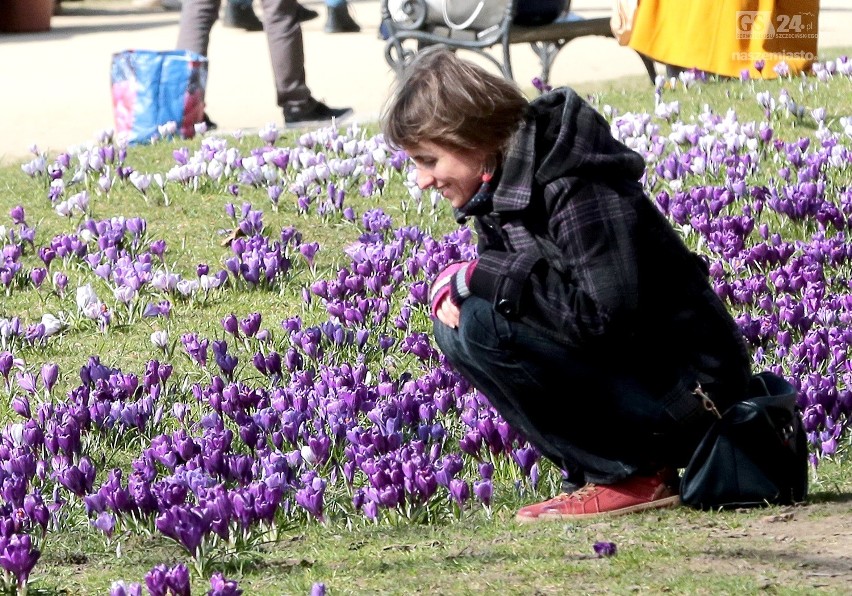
[111,50,208,144]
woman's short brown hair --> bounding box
[381,47,528,156]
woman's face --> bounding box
[404,140,487,209]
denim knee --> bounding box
[433,297,507,361]
[432,318,463,364]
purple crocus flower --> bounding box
[41,362,59,393]
[10,205,26,224]
[512,446,538,476]
[0,351,15,384]
[221,313,239,337]
[208,572,242,596]
[38,247,55,268]
[144,564,169,596]
[55,456,96,496]
[473,479,493,506]
[24,492,50,529]
[267,185,283,207]
[299,242,320,268]
[15,372,38,394]
[311,583,327,596]
[166,564,191,596]
[363,500,378,520]
[295,472,327,520]
[149,239,167,260]
[110,581,143,596]
[531,76,552,94]
[154,505,207,556]
[181,333,209,367]
[265,351,282,377]
[0,534,41,588]
[53,271,68,293]
[449,478,470,507]
[11,395,31,419]
[239,313,261,338]
[593,541,617,557]
[92,511,116,538]
[212,340,238,379]
[30,267,47,289]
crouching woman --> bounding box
[381,47,751,521]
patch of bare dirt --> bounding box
[686,499,852,591]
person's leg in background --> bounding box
[324,0,359,33]
[260,0,352,125]
[176,0,222,129]
[224,0,264,30]
[225,0,319,31]
[176,0,220,56]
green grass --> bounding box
[2,57,852,594]
[30,458,852,594]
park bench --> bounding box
[380,0,656,85]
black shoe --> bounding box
[224,3,264,31]
[324,4,360,33]
[201,112,218,131]
[297,3,319,23]
[283,101,353,128]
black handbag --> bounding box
[680,372,809,509]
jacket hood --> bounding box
[531,88,646,184]
[494,88,645,212]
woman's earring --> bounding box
[481,171,493,183]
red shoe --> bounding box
[515,471,680,522]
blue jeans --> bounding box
[434,297,698,485]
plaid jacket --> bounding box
[467,89,751,410]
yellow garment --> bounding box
[628,0,818,78]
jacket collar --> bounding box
[492,114,536,213]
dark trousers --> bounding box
[177,0,313,110]
[434,297,700,485]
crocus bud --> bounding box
[41,362,59,393]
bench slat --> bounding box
[509,16,613,45]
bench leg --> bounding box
[384,37,416,77]
[528,41,565,87]
[501,35,514,81]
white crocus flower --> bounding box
[129,170,152,193]
[55,201,72,218]
[76,284,99,312]
[41,314,64,337]
[151,330,169,349]
[301,445,318,465]
[9,423,25,447]
[176,279,199,296]
[199,274,220,291]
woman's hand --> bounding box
[429,260,477,326]
[436,295,462,328]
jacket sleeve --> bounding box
[469,178,641,348]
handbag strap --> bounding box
[442,0,486,30]
[660,375,718,427]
